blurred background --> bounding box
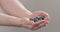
[0,0,60,32]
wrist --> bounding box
[10,17,22,27]
[14,18,22,27]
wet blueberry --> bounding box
[30,16,45,22]
[34,17,39,22]
[39,16,45,20]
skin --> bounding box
[0,0,32,18]
[0,13,22,26]
[0,0,49,30]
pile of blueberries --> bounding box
[30,16,45,22]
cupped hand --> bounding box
[21,11,49,30]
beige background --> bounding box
[0,0,60,32]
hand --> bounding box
[20,17,35,30]
[29,11,49,30]
[20,11,49,30]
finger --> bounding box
[38,21,47,27]
[34,11,48,16]
[34,20,45,27]
[32,21,46,30]
[44,24,48,27]
[44,17,49,24]
[31,20,48,30]
[34,19,48,27]
[33,18,49,30]
[29,11,45,18]
[34,16,49,27]
[36,21,47,29]
[29,21,44,30]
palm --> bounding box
[29,11,49,30]
[21,11,49,30]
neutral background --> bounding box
[0,0,60,32]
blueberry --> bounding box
[30,18,34,21]
[30,17,38,22]
[34,17,39,22]
[39,16,45,20]
[37,16,42,20]
[30,16,45,22]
